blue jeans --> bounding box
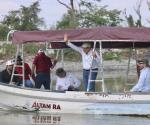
[16,80,33,88]
[25,80,33,88]
[83,69,98,92]
[35,73,50,90]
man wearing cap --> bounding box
[64,34,100,92]
[131,59,150,92]
[1,60,19,84]
[31,49,57,90]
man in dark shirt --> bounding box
[1,60,19,84]
[31,49,57,90]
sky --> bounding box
[0,0,149,29]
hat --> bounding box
[137,59,149,65]
[38,49,44,54]
[6,60,15,66]
[17,55,22,61]
[81,43,91,48]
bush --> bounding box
[103,51,121,61]
[0,44,16,59]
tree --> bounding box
[78,1,122,28]
[56,0,122,29]
[57,0,78,28]
[0,24,9,40]
[146,0,150,24]
[56,14,71,29]
[124,0,143,27]
[1,1,44,31]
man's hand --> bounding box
[53,58,58,65]
[92,51,97,58]
[64,33,69,44]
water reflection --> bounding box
[0,110,150,125]
[32,114,61,125]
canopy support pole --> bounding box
[125,48,132,86]
[61,49,64,68]
[124,43,138,91]
[99,41,105,92]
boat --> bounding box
[1,27,150,115]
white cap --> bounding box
[6,60,15,66]
[81,43,91,48]
[38,49,44,54]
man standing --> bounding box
[31,49,57,90]
[131,59,150,92]
[64,34,100,92]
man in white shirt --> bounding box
[131,59,150,92]
[55,68,81,91]
[64,34,100,92]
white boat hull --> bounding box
[0,83,150,115]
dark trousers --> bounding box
[35,73,50,90]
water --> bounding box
[0,110,150,125]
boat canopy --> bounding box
[11,27,150,48]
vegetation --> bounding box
[0,43,39,60]
[0,1,44,41]
[103,51,122,61]
[56,0,122,29]
[0,0,150,61]
[0,24,9,40]
[0,44,16,59]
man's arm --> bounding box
[130,70,146,92]
[31,64,36,76]
[93,51,100,63]
[70,73,81,88]
[64,34,82,53]
[50,57,57,69]
[56,78,66,91]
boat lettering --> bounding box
[32,102,61,110]
[123,93,131,98]
[85,93,109,97]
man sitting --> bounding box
[1,60,20,84]
[130,59,150,92]
[55,68,81,91]
[15,55,34,88]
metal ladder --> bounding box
[10,44,25,87]
[87,40,105,92]
[124,47,138,88]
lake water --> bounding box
[0,110,150,125]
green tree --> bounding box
[1,1,44,31]
[57,0,78,28]
[0,24,9,40]
[78,1,122,28]
[56,14,71,29]
[56,0,122,29]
